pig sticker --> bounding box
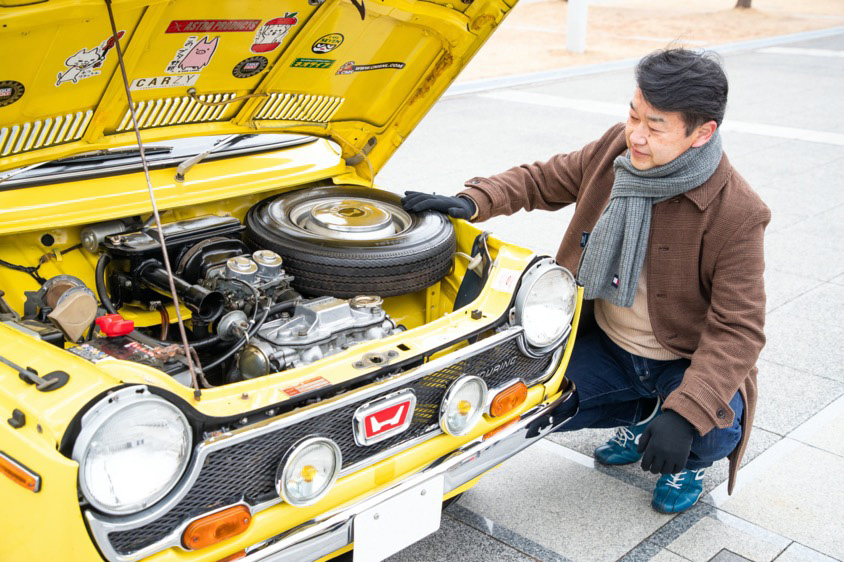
[166,36,219,74]
[251,13,298,53]
[55,31,125,86]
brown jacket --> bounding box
[461,124,770,493]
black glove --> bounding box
[637,410,696,475]
[401,191,476,220]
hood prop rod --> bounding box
[104,0,203,400]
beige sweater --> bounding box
[594,262,681,361]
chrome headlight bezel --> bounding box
[513,258,577,354]
[72,386,192,516]
[439,375,489,436]
[276,436,342,507]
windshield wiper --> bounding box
[174,134,255,183]
[0,145,172,185]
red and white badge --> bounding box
[353,389,416,446]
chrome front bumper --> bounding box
[240,382,578,561]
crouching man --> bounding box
[403,48,770,513]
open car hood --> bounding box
[0,0,514,178]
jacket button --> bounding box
[717,409,726,419]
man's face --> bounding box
[624,88,715,170]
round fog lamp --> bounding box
[277,437,342,506]
[440,376,488,436]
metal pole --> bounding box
[567,0,589,53]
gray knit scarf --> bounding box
[578,131,723,307]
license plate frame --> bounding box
[352,475,444,562]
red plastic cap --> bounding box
[95,314,135,337]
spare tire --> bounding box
[245,186,456,297]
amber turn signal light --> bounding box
[183,505,251,550]
[217,550,246,562]
[0,452,41,493]
[489,381,528,417]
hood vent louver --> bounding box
[115,93,237,132]
[0,111,93,156]
[253,93,344,123]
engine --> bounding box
[9,214,403,386]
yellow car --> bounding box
[0,1,582,560]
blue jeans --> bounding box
[559,327,743,470]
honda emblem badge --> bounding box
[353,389,416,446]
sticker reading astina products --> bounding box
[166,36,219,74]
[165,19,261,33]
[336,61,405,75]
[311,33,344,54]
[251,13,298,53]
[232,56,268,78]
[0,81,25,107]
[55,31,125,86]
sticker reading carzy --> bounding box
[290,58,334,69]
[232,56,268,78]
[130,74,199,90]
[251,13,298,53]
[312,33,344,54]
[166,36,219,74]
[165,19,261,33]
[0,81,25,107]
[336,60,405,75]
[55,31,125,86]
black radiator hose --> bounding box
[139,263,225,322]
[95,254,119,315]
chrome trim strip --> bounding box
[86,327,525,561]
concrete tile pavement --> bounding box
[379,28,844,562]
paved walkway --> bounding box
[378,29,844,562]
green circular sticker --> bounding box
[312,33,344,54]
[0,81,25,108]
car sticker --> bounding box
[282,376,331,397]
[129,74,200,90]
[491,268,520,292]
[55,31,125,87]
[290,58,335,69]
[165,19,261,33]
[166,35,219,74]
[0,81,25,107]
[251,13,298,53]
[232,56,268,78]
[312,33,344,54]
[335,60,405,75]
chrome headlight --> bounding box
[440,376,488,436]
[514,259,577,352]
[277,437,342,507]
[72,387,192,515]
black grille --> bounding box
[106,335,555,555]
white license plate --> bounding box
[353,475,444,562]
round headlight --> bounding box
[277,437,342,507]
[440,376,488,436]
[72,387,192,515]
[514,260,577,351]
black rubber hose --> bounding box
[95,254,119,315]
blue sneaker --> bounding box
[594,398,661,466]
[652,468,706,513]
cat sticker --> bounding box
[166,36,219,74]
[251,13,298,53]
[55,31,125,86]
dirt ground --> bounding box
[458,0,844,81]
